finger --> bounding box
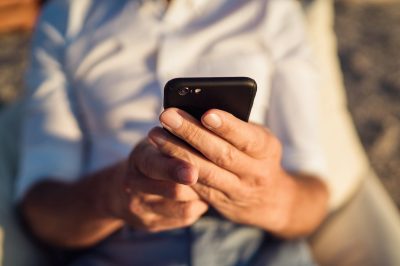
[148,127,241,196]
[201,109,271,158]
[142,200,208,232]
[131,139,198,185]
[192,182,230,206]
[129,174,201,201]
[147,199,208,221]
[130,198,208,228]
[159,108,252,173]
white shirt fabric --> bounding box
[17,0,329,206]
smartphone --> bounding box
[163,77,257,122]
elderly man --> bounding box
[17,0,331,265]
[0,0,399,265]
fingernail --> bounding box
[203,113,222,129]
[177,167,194,184]
[161,111,183,129]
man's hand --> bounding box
[109,139,208,232]
[148,108,328,238]
[22,136,208,248]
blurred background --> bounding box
[0,0,399,207]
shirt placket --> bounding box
[156,0,208,87]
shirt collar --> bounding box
[162,0,211,30]
[187,0,210,14]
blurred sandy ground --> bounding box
[335,0,400,208]
[0,0,399,207]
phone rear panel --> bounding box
[164,77,257,122]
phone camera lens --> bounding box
[178,87,189,96]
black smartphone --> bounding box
[163,77,257,122]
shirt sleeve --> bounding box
[265,1,329,183]
[16,2,84,201]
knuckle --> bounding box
[181,123,203,144]
[215,145,235,167]
[201,168,219,187]
[197,185,213,201]
[181,202,198,223]
[167,149,196,169]
[129,198,144,215]
[168,147,186,160]
[168,185,186,200]
[160,141,185,160]
[241,140,259,155]
[196,184,223,203]
[253,171,269,187]
[204,189,219,203]
[217,191,231,205]
[157,140,175,155]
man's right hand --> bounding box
[108,139,208,232]
[21,138,207,248]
